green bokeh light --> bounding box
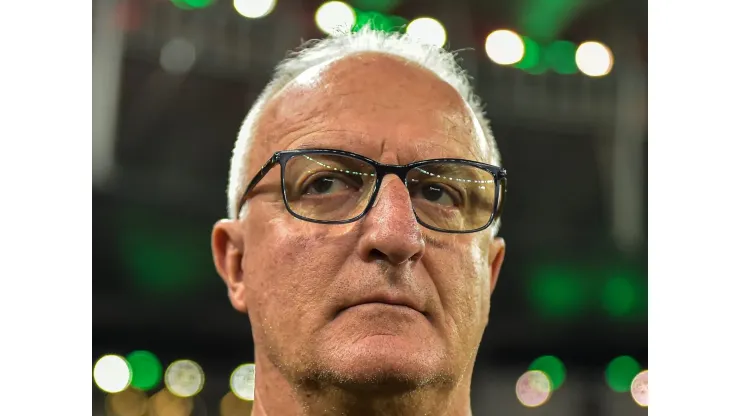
[171,0,214,9]
[350,0,400,13]
[126,350,163,391]
[514,36,541,70]
[602,276,637,317]
[601,266,647,319]
[352,10,406,33]
[529,264,588,318]
[520,0,582,42]
[117,209,212,295]
[605,356,641,392]
[544,41,578,75]
[529,355,567,390]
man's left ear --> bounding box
[488,237,506,295]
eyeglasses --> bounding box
[236,148,507,233]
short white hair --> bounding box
[227,28,502,232]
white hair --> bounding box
[226,28,502,233]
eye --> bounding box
[415,183,457,207]
[302,175,352,195]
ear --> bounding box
[488,237,506,296]
[212,219,249,313]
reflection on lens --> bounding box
[407,162,496,231]
[284,153,376,222]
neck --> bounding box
[249,352,474,416]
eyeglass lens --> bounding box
[282,153,498,231]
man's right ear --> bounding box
[212,219,248,313]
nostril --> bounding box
[408,250,423,263]
[368,248,385,261]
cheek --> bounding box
[429,242,491,336]
[241,215,355,339]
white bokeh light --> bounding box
[631,369,648,407]
[485,30,525,65]
[515,370,552,408]
[405,17,447,48]
[159,38,197,75]
[165,359,205,398]
[575,41,613,77]
[230,363,257,401]
[315,1,356,36]
[233,0,277,19]
[93,355,132,394]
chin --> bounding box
[321,334,451,393]
[299,305,455,392]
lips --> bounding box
[339,293,426,316]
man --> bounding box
[211,28,507,416]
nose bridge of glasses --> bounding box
[369,164,415,209]
[375,164,412,185]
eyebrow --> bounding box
[288,132,371,151]
[287,132,483,162]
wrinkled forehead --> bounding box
[252,52,492,164]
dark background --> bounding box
[92,0,647,414]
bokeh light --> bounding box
[528,264,588,318]
[352,10,406,33]
[93,354,132,393]
[171,0,215,10]
[405,17,447,48]
[221,391,254,416]
[149,388,194,416]
[164,359,205,398]
[230,363,257,401]
[528,355,567,390]
[485,30,525,65]
[160,38,197,75]
[631,369,648,407]
[315,1,356,36]
[602,275,638,317]
[351,0,400,13]
[516,370,552,407]
[544,40,578,75]
[233,0,277,19]
[575,41,613,77]
[513,36,541,70]
[605,355,641,392]
[126,350,163,391]
[105,387,148,416]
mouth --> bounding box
[337,294,427,318]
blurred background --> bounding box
[92,0,647,414]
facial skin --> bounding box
[212,52,506,416]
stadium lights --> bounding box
[576,41,613,76]
[406,17,447,48]
[234,0,276,19]
[93,355,132,393]
[485,30,525,65]
[315,1,356,36]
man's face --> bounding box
[214,53,505,391]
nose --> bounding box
[357,176,425,265]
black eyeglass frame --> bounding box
[236,148,508,234]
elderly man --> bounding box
[211,28,507,416]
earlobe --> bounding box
[488,237,506,295]
[212,219,249,313]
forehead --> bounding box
[250,52,490,167]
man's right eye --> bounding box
[302,175,350,195]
